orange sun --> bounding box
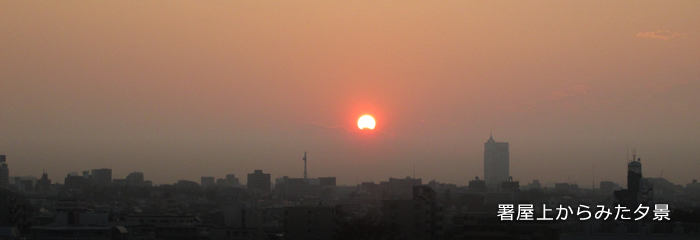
[358,115,376,129]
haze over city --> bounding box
[1,1,699,186]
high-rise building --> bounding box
[91,168,112,186]
[484,134,509,188]
[225,174,240,187]
[126,172,144,182]
[216,178,227,187]
[201,176,215,188]
[0,155,8,188]
[36,171,51,192]
[614,157,653,210]
[65,174,92,189]
[126,172,144,186]
[247,170,271,193]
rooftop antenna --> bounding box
[592,164,595,189]
[659,170,664,179]
[303,151,308,179]
[413,164,416,179]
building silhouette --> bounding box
[0,155,8,188]
[124,171,152,187]
[225,174,240,187]
[275,176,337,199]
[201,176,215,188]
[381,186,443,240]
[64,173,93,190]
[319,177,336,188]
[125,172,143,185]
[378,177,422,200]
[501,176,520,192]
[484,134,509,189]
[247,170,271,193]
[614,157,653,211]
[526,179,541,189]
[468,176,486,192]
[35,171,51,192]
[91,168,112,186]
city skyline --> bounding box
[0,142,694,188]
[1,1,699,187]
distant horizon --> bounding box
[2,141,693,188]
[2,1,698,188]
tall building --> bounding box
[225,174,240,187]
[91,168,112,186]
[126,172,144,186]
[614,157,653,210]
[123,172,152,187]
[65,174,93,189]
[247,170,271,193]
[126,172,144,182]
[0,155,8,188]
[484,134,509,188]
[201,176,215,188]
[36,171,51,192]
[216,178,228,187]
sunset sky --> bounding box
[1,1,698,186]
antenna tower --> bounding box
[413,164,415,179]
[592,164,595,189]
[303,152,308,179]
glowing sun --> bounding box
[358,115,376,130]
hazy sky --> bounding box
[2,1,699,186]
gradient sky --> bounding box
[1,1,699,187]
